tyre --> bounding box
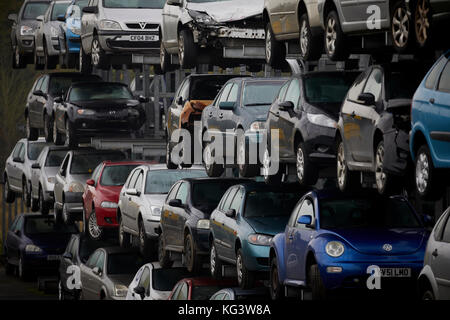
[160,43,175,73]
[265,22,285,67]
[296,142,318,186]
[238,135,259,178]
[236,249,255,289]
[299,13,322,61]
[18,256,29,280]
[34,45,45,70]
[263,144,284,185]
[166,142,177,169]
[309,264,327,300]
[13,43,26,69]
[374,141,400,195]
[31,195,39,212]
[422,289,435,300]
[44,114,53,143]
[139,219,153,258]
[269,258,284,300]
[184,233,201,273]
[119,218,131,248]
[324,11,349,61]
[62,203,73,225]
[413,0,432,48]
[54,204,63,224]
[415,144,443,200]
[210,241,222,279]
[26,115,39,141]
[79,46,92,74]
[204,142,224,177]
[158,234,173,268]
[58,280,66,301]
[22,179,31,208]
[87,210,103,241]
[44,42,57,70]
[65,119,78,148]
[39,187,49,215]
[178,29,197,69]
[53,119,64,145]
[91,35,110,70]
[4,177,16,204]
[4,253,14,276]
[336,140,359,192]
[391,1,414,53]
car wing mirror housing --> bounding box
[63,252,73,260]
[168,199,183,208]
[8,14,17,22]
[134,286,146,299]
[167,0,182,6]
[298,215,314,228]
[57,14,66,22]
[279,101,294,111]
[13,157,23,163]
[358,93,376,106]
[86,179,95,186]
[138,95,150,103]
[31,163,41,169]
[54,96,63,103]
[225,209,236,218]
[82,6,98,14]
[126,188,140,197]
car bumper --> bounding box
[384,129,411,175]
[191,228,211,255]
[71,114,144,139]
[241,241,270,272]
[64,192,84,220]
[66,29,81,52]
[97,30,160,54]
[96,207,119,228]
[143,218,161,239]
[17,35,35,54]
[303,124,337,166]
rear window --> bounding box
[79,238,115,263]
[388,71,424,100]
[28,142,46,161]
[152,268,190,292]
[145,170,207,194]
[242,81,286,106]
[190,77,235,100]
[70,153,125,175]
[244,191,301,218]
[22,2,50,20]
[107,253,144,275]
[100,165,140,186]
[45,150,68,167]
[24,216,78,235]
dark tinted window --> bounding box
[152,268,190,291]
[347,72,367,101]
[304,73,358,104]
[69,84,132,101]
[242,81,286,106]
[79,237,113,263]
[107,253,144,275]
[24,216,78,235]
[425,57,447,89]
[192,181,236,212]
[100,165,140,186]
[190,77,235,100]
[145,170,207,194]
[319,197,421,229]
[388,71,423,100]
[45,150,68,167]
[103,0,166,8]
[437,61,450,93]
[28,142,46,161]
[49,76,100,97]
[22,2,50,19]
[70,153,125,175]
[51,2,70,20]
[244,191,301,218]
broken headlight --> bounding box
[189,10,217,25]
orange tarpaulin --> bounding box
[180,100,213,128]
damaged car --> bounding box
[160,0,266,71]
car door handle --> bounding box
[432,249,438,257]
[429,98,435,104]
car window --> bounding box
[222,188,237,211]
[441,213,450,243]
[45,150,68,167]
[190,76,233,101]
[167,183,181,202]
[437,61,450,93]
[95,251,105,271]
[101,165,140,187]
[18,144,26,162]
[34,77,44,91]
[433,209,449,241]
[126,169,140,189]
[70,152,125,175]
[86,251,100,268]
[304,73,359,105]
[243,81,286,107]
[179,81,190,105]
[218,189,232,211]
[59,154,70,177]
[24,216,78,235]
[12,142,24,159]
[229,188,244,213]
[347,72,368,101]
[362,68,383,102]
[245,191,301,218]
[283,79,301,109]
[27,142,46,161]
[41,76,50,94]
[22,2,50,20]
[134,172,144,192]
[91,164,103,184]
[425,57,447,90]
[175,182,189,204]
[227,83,239,103]
[288,201,302,227]
[171,283,182,300]
[138,267,151,294]
[107,253,144,275]
[211,292,225,300]
[192,182,236,212]
[217,83,233,105]
[10,216,19,232]
[277,81,290,101]
[103,0,165,9]
[176,283,189,300]
[15,216,24,232]
[69,84,133,102]
[295,198,314,228]
[51,2,70,20]
[145,170,207,194]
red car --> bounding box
[82,161,148,240]
[168,278,238,300]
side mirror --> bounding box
[168,199,183,208]
[8,14,17,22]
[14,230,21,237]
[279,101,294,111]
[36,15,44,22]
[134,286,146,299]
[358,92,376,106]
[86,179,95,186]
[177,96,184,106]
[82,6,98,14]
[225,209,236,218]
[33,90,47,98]
[126,188,140,197]
[57,15,66,22]
[297,215,314,228]
[219,102,235,110]
[13,157,23,163]
[31,163,41,169]
[92,267,102,276]
[167,0,182,6]
[54,96,63,103]
[138,95,150,103]
[63,252,73,261]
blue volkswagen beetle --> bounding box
[269,190,430,300]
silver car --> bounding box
[8,0,51,69]
[53,149,126,225]
[117,164,207,256]
[3,138,48,209]
[30,146,70,215]
[79,0,164,73]
[34,0,71,70]
[80,247,144,300]
[418,207,450,300]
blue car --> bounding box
[3,213,79,279]
[269,191,430,300]
[410,51,450,200]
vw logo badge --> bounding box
[383,244,393,252]
[139,22,147,30]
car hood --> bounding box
[48,21,64,30]
[143,194,167,208]
[108,274,135,287]
[242,105,271,124]
[70,99,140,110]
[69,174,91,187]
[186,0,264,23]
[328,228,428,255]
[245,216,290,236]
[98,185,123,202]
[103,8,162,24]
[307,103,341,121]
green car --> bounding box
[209,182,307,289]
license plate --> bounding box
[47,255,61,261]
[380,268,411,278]
[130,35,158,42]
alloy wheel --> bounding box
[296,146,305,182]
[26,116,31,139]
[337,143,347,189]
[325,16,337,55]
[58,281,63,300]
[375,144,387,191]
[160,43,166,69]
[204,144,212,171]
[184,237,192,269]
[4,179,9,200]
[416,152,429,193]
[39,189,45,213]
[271,264,279,298]
[300,20,309,56]
[236,254,243,285]
[238,137,246,171]
[265,27,272,63]
[15,46,20,67]
[19,258,24,278]
[91,39,100,66]
[178,34,185,66]
[415,0,430,46]
[65,121,70,146]
[88,212,101,239]
[262,147,271,179]
[210,245,217,275]
[119,221,125,245]
[392,6,410,49]
[139,223,146,250]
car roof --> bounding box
[311,188,407,201]
[294,70,361,79]
[46,72,100,78]
[187,74,246,79]
[69,148,125,155]
[102,160,149,167]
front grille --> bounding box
[106,40,160,49]
[126,23,159,30]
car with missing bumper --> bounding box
[269,190,429,300]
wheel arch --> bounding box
[294,130,304,150]
[297,1,308,23]
[373,128,384,154]
[322,0,338,22]
[305,250,317,284]
[411,129,427,160]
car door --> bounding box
[433,59,450,163]
[129,170,145,233]
[8,141,25,191]
[432,211,450,299]
[35,75,50,128]
[90,250,106,298]
[80,250,100,300]
[84,164,102,218]
[81,0,98,52]
[54,154,70,208]
[286,197,315,281]
[168,79,189,137]
[31,148,46,199]
[278,79,301,159]
[161,182,181,248]
[121,169,140,230]
[162,0,182,51]
[172,181,190,248]
[208,82,233,134]
[28,77,44,126]
[217,82,240,133]
[222,187,245,261]
[283,0,299,35]
[213,188,237,259]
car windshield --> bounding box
[79,238,115,263]
[243,81,285,106]
[45,150,68,167]
[389,71,423,100]
[51,3,70,20]
[24,216,78,235]
[49,75,100,97]
[192,286,222,300]
[190,77,234,100]
[145,170,207,194]
[107,253,144,275]
[69,84,133,101]
[244,191,300,218]
[319,197,422,229]
[22,2,50,20]
[100,165,140,186]
[152,268,190,292]
[192,181,235,211]
[28,142,46,161]
[70,153,125,175]
[103,0,166,8]
[304,73,358,105]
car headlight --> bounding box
[114,284,128,297]
[248,234,273,246]
[325,241,345,257]
[68,182,84,193]
[101,201,118,209]
[69,26,81,35]
[249,121,265,132]
[196,219,210,230]
[47,177,55,184]
[20,26,34,36]
[99,20,122,31]
[77,109,96,116]
[51,27,59,37]
[189,10,216,25]
[25,244,43,253]
[307,113,337,129]
[150,206,161,216]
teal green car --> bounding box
[209,182,306,289]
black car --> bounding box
[25,72,102,142]
[336,62,426,195]
[58,233,117,300]
[3,213,79,279]
[53,82,148,147]
[158,178,247,273]
[201,77,287,178]
[263,71,360,186]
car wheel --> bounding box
[53,119,64,145]
[337,140,358,192]
[34,44,45,70]
[58,280,66,301]
[178,29,197,69]
[422,289,435,300]
[238,135,259,178]
[65,119,78,148]
[31,194,39,212]
[26,115,39,141]
[324,10,349,61]
[263,144,284,185]
[210,241,222,279]
[22,179,31,208]
[91,35,109,70]
[18,256,28,280]
[413,0,432,48]
[374,141,400,195]
[39,187,49,215]
[88,210,103,241]
[4,176,16,203]
[299,13,322,61]
[54,203,63,224]
[4,252,14,276]
[309,264,327,300]
[139,219,153,258]
[62,203,73,225]
[265,22,285,68]
[391,1,414,53]
[44,41,57,70]
[13,43,26,69]
[166,142,177,169]
[44,114,53,143]
[184,233,201,273]
[269,258,284,300]
[204,142,224,177]
[160,43,174,73]
[236,249,255,289]
[119,218,131,248]
[415,144,443,200]
[158,234,173,268]
[79,46,92,74]
[296,142,318,186]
